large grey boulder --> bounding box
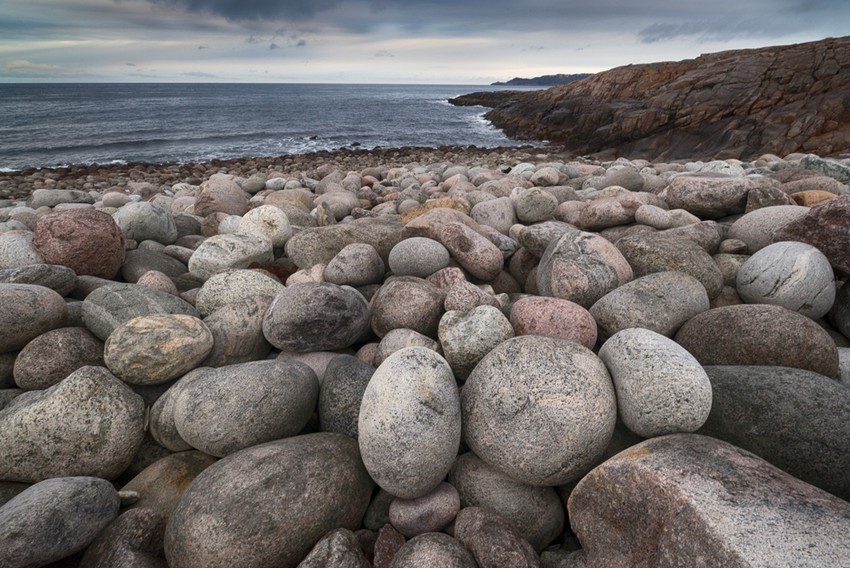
[461,335,616,486]
[698,365,850,501]
[0,476,120,568]
[569,434,850,567]
[164,433,373,568]
[0,366,145,482]
[263,282,370,352]
[359,347,461,499]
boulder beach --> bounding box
[1,143,850,567]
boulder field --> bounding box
[1,146,849,567]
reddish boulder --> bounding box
[33,209,125,279]
[777,195,850,275]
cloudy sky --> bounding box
[1,0,848,84]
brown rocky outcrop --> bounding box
[453,36,850,161]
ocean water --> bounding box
[0,83,540,171]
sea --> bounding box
[0,83,542,172]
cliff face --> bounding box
[478,36,850,161]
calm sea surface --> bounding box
[0,83,540,171]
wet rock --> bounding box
[164,433,373,568]
[33,209,126,278]
[359,348,461,499]
[263,282,370,352]
[461,335,616,485]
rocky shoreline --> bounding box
[1,146,850,567]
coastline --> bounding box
[0,144,563,203]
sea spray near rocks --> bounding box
[0,146,849,566]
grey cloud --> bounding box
[638,19,793,43]
[295,39,306,47]
[269,42,280,50]
[374,50,394,57]
[143,0,343,21]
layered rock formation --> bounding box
[452,36,850,161]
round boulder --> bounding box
[104,314,214,385]
[388,482,460,538]
[461,335,616,485]
[0,365,145,482]
[33,209,125,278]
[438,305,515,379]
[589,271,710,340]
[599,328,712,437]
[239,204,292,247]
[318,354,375,439]
[112,202,178,245]
[675,304,839,378]
[537,229,633,308]
[388,237,451,278]
[0,283,67,353]
[0,476,120,568]
[194,269,283,318]
[13,327,104,390]
[736,241,835,319]
[509,295,596,349]
[323,243,386,286]
[173,359,319,457]
[369,276,445,338]
[358,347,461,499]
[263,282,369,352]
[388,532,477,568]
[187,232,274,281]
[164,432,373,568]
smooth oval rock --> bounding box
[173,359,319,457]
[509,295,596,349]
[78,507,169,568]
[0,283,68,353]
[388,532,477,568]
[440,221,504,281]
[736,241,835,319]
[359,347,461,499]
[33,209,126,278]
[239,204,292,247]
[369,276,445,338]
[699,365,850,501]
[675,304,839,378]
[388,237,451,278]
[453,506,541,568]
[461,335,617,485]
[0,263,78,297]
[187,232,273,281]
[164,432,373,568]
[388,482,460,538]
[599,328,712,437]
[324,242,386,286]
[0,476,120,568]
[13,327,104,390]
[194,174,250,217]
[449,452,564,552]
[201,297,273,367]
[727,204,809,253]
[589,271,710,340]
[194,268,283,318]
[537,229,633,308]
[0,365,145,482]
[263,282,369,352]
[438,305,515,379]
[113,202,178,245]
[104,314,214,385]
[0,231,43,269]
[81,282,199,341]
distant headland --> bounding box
[491,73,593,86]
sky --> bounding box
[1,0,848,84]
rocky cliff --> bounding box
[454,36,850,161]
